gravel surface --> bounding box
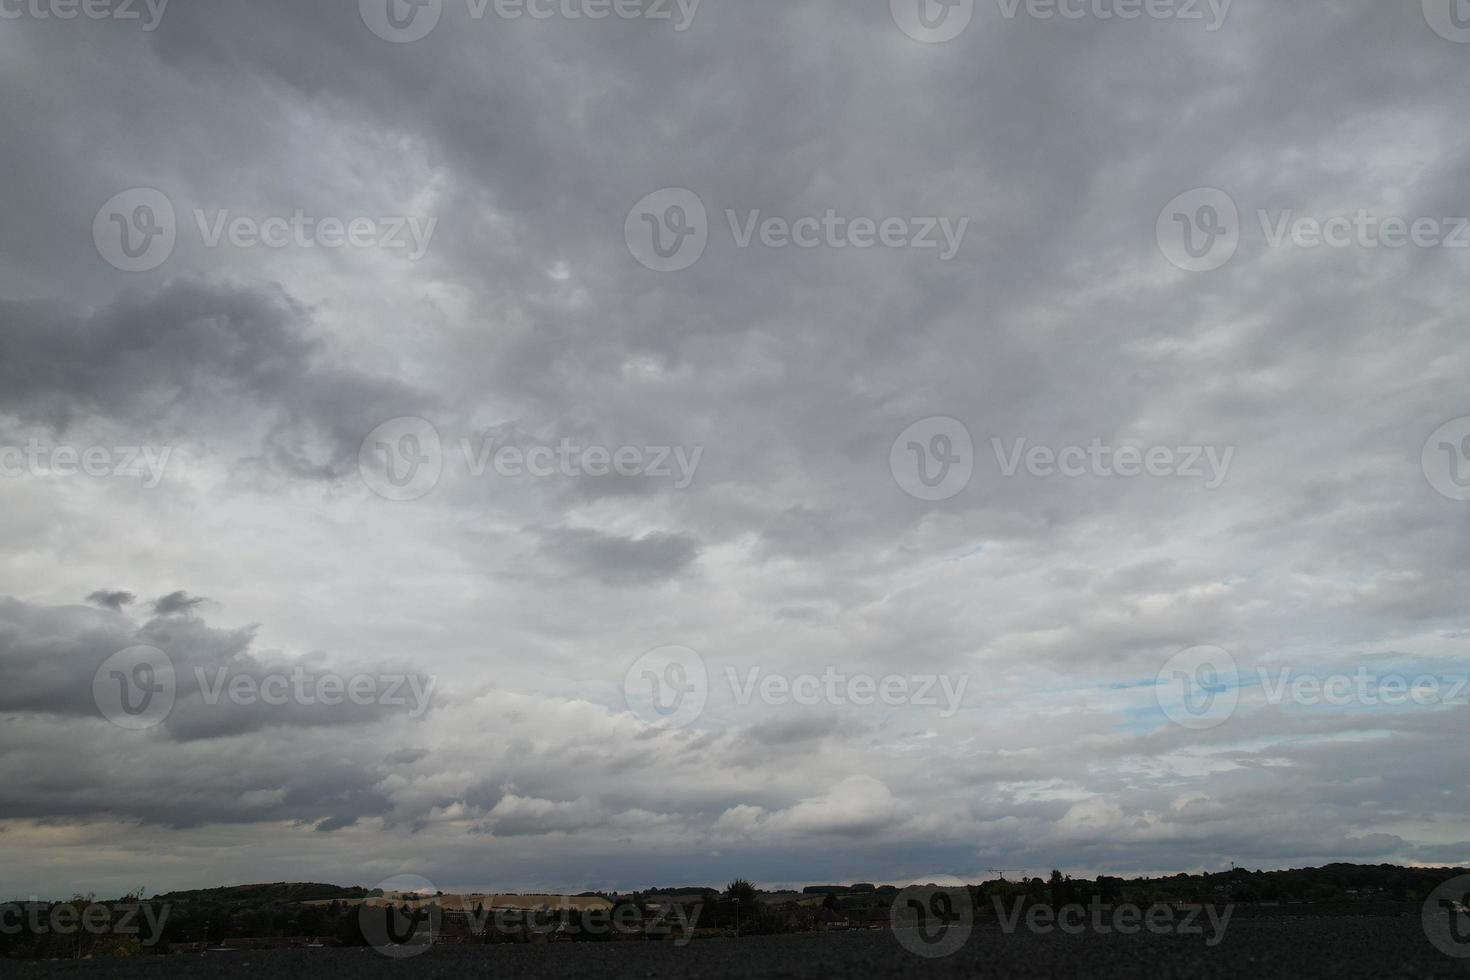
[13,916,1470,979]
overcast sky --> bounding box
[2,0,1469,900]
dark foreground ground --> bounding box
[13,914,1470,979]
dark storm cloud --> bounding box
[0,599,133,718]
[313,815,359,834]
[0,280,432,478]
[86,590,135,610]
[0,596,435,741]
[151,590,207,615]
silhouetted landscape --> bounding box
[6,864,1470,977]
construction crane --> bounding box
[987,868,1024,881]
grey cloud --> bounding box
[0,280,432,479]
[151,590,207,616]
[313,815,360,834]
[0,595,435,743]
[533,527,701,586]
[86,590,136,610]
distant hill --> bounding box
[142,863,1470,908]
[152,882,370,904]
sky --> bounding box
[1,0,1469,901]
